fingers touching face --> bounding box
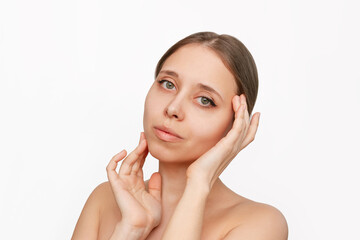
[228,94,260,151]
[143,44,238,162]
[107,133,149,181]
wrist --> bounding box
[186,165,219,191]
[110,222,147,240]
[186,177,211,197]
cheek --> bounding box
[143,89,170,156]
[186,109,233,155]
[143,89,164,124]
[143,88,234,162]
[195,117,231,140]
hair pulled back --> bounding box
[155,31,258,115]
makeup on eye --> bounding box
[196,96,216,107]
[157,79,218,107]
[158,79,176,90]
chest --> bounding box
[97,207,234,240]
[144,220,227,240]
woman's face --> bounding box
[143,43,238,163]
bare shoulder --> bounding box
[224,198,288,240]
[72,181,117,240]
[88,181,121,220]
[81,181,115,213]
[91,181,112,199]
[93,181,116,208]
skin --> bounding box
[71,44,288,240]
[143,44,237,164]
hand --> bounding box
[106,133,162,236]
[186,94,261,188]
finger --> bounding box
[139,150,148,169]
[238,94,251,136]
[225,94,247,144]
[106,150,127,181]
[139,139,149,169]
[136,167,144,178]
[133,138,148,169]
[133,141,149,173]
[139,132,145,144]
[126,137,147,166]
[148,172,162,202]
[242,99,251,136]
[119,138,147,175]
[131,141,148,175]
[236,94,246,118]
[241,112,260,150]
[232,95,241,113]
[135,132,148,171]
[131,160,140,175]
[235,95,252,148]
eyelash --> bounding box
[157,79,217,108]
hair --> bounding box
[155,31,258,115]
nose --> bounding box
[164,94,185,120]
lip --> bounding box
[153,126,183,142]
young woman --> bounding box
[72,32,288,240]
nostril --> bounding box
[165,104,181,119]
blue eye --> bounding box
[197,96,216,107]
[159,80,176,90]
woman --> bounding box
[72,32,288,240]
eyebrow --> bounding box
[197,83,223,101]
[159,69,223,101]
[159,70,179,78]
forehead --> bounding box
[160,44,237,95]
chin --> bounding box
[146,139,196,163]
[144,127,220,163]
[148,141,183,162]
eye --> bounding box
[197,96,216,107]
[158,80,176,90]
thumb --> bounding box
[148,172,162,202]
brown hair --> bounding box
[155,31,258,115]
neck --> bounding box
[158,161,189,206]
[157,160,226,209]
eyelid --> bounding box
[196,96,216,107]
[157,79,217,108]
[158,79,176,90]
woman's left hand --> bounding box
[186,94,261,189]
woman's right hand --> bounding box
[106,132,162,238]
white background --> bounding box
[1,0,359,239]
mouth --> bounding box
[153,126,183,142]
